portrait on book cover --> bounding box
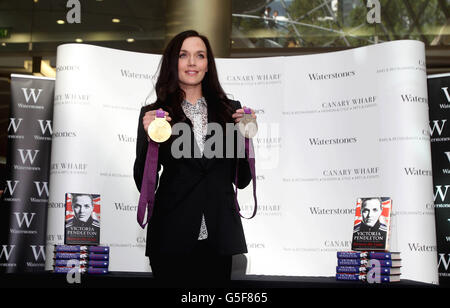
[65,192,101,245]
[353,197,391,235]
[352,197,392,251]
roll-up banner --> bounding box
[45,41,438,284]
[427,73,450,285]
[0,74,54,273]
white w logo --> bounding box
[438,253,450,271]
[34,181,49,197]
[434,185,450,202]
[5,180,19,196]
[430,120,447,136]
[17,149,39,165]
[13,212,36,228]
[0,245,15,261]
[445,152,450,163]
[442,87,450,103]
[30,245,46,261]
[37,120,52,135]
[21,88,43,104]
[8,118,23,133]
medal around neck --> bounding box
[238,107,258,139]
[148,110,171,143]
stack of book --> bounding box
[53,245,110,275]
[336,251,401,283]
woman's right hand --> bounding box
[143,108,172,132]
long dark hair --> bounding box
[153,30,234,127]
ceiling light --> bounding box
[112,18,120,23]
[56,20,65,25]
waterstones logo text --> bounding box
[404,167,432,176]
[308,71,355,81]
[400,94,428,104]
[120,69,157,80]
[309,207,355,215]
[309,137,357,146]
[408,243,436,252]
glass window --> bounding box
[231,0,450,48]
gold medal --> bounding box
[238,108,258,139]
[148,110,171,143]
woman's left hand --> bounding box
[232,106,257,123]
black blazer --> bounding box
[133,100,252,256]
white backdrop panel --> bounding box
[45,41,438,284]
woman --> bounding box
[133,30,256,287]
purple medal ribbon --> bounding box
[137,110,165,229]
[234,107,258,219]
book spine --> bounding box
[367,259,393,267]
[54,259,86,266]
[55,245,84,252]
[53,267,109,274]
[337,266,396,274]
[54,253,88,259]
[54,259,109,267]
[87,268,109,275]
[336,266,367,273]
[88,253,109,260]
[337,259,368,266]
[379,275,398,283]
[55,245,110,253]
[370,267,396,275]
[335,273,365,281]
[368,252,394,260]
[89,246,110,253]
[54,252,109,260]
[87,260,109,268]
[337,258,395,267]
[337,252,367,259]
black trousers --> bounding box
[149,238,232,288]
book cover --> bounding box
[351,197,392,251]
[64,193,101,245]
